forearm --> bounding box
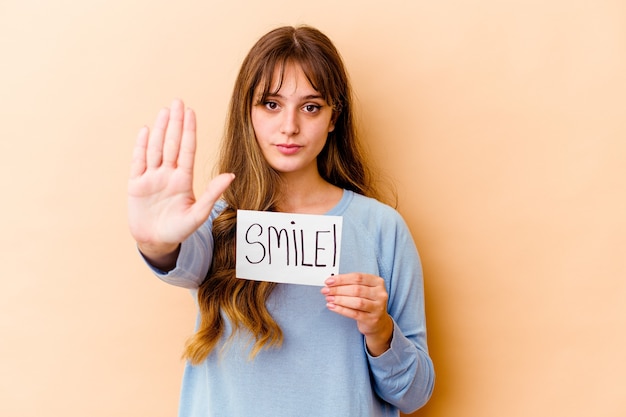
[368,320,435,413]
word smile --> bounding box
[244,222,338,268]
[236,210,343,286]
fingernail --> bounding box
[325,277,335,285]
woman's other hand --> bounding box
[321,273,394,356]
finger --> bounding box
[324,273,382,292]
[324,283,377,300]
[190,173,236,221]
[129,126,149,179]
[326,295,375,314]
[177,107,197,175]
[162,99,185,167]
[326,302,363,320]
[146,107,170,168]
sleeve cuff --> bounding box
[139,231,212,289]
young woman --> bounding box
[128,25,434,416]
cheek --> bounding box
[315,119,335,139]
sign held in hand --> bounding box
[236,210,343,286]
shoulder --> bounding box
[344,191,407,229]
[207,200,228,224]
[212,200,228,215]
[340,191,421,286]
[340,191,415,255]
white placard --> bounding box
[236,210,343,286]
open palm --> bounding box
[128,99,233,253]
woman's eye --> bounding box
[303,104,321,113]
[264,101,278,110]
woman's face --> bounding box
[251,62,335,180]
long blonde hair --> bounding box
[184,25,382,364]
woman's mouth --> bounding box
[276,144,302,155]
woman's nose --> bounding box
[280,109,299,136]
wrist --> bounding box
[137,242,181,272]
[364,315,394,357]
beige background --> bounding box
[1,0,625,416]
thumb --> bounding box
[192,173,235,217]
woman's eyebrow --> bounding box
[265,92,325,101]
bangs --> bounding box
[254,55,336,108]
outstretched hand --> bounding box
[128,99,234,266]
[321,273,394,356]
